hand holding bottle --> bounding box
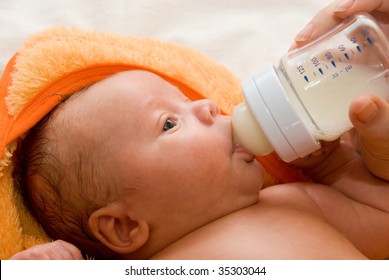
[348,94,389,180]
[234,11,389,164]
[293,0,389,48]
[291,0,389,181]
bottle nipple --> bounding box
[232,103,273,156]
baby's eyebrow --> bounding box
[168,85,188,99]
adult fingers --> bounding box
[292,0,389,49]
[292,1,343,48]
[334,0,389,17]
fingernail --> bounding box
[288,42,298,51]
[334,0,354,13]
[356,99,378,124]
[295,23,314,42]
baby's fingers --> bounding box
[9,240,83,260]
[349,94,389,180]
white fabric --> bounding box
[0,0,329,79]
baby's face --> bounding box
[74,70,264,237]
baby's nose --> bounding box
[190,99,221,124]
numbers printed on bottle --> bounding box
[311,56,320,67]
[325,52,333,60]
[345,64,353,72]
[362,28,370,38]
[297,64,305,74]
[338,44,346,51]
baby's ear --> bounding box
[88,202,149,254]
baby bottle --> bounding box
[233,12,389,162]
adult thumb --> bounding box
[349,94,389,180]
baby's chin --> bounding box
[239,163,265,197]
[249,160,266,191]
[256,159,265,181]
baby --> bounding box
[10,0,389,260]
[14,69,389,260]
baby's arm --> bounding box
[9,240,83,260]
[292,93,389,259]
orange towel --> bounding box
[0,26,304,258]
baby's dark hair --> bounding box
[13,93,122,259]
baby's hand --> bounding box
[9,240,83,260]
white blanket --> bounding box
[0,0,328,80]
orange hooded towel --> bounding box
[0,26,304,259]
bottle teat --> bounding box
[232,103,273,156]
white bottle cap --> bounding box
[242,65,320,162]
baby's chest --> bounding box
[153,204,359,259]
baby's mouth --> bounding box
[233,144,255,163]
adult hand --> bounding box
[291,0,389,181]
[292,94,389,182]
[292,0,389,49]
[9,240,83,260]
[348,94,389,180]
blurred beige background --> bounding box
[0,0,328,79]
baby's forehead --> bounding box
[55,70,188,126]
[49,71,157,123]
[89,70,188,105]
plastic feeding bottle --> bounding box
[233,13,389,162]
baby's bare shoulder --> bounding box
[260,182,325,211]
[152,183,365,260]
[261,181,352,215]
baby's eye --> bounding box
[162,118,177,132]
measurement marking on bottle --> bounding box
[351,50,355,55]
[344,53,349,60]
[318,68,323,75]
[331,61,337,67]
[356,45,361,52]
[304,75,309,82]
[367,37,373,44]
